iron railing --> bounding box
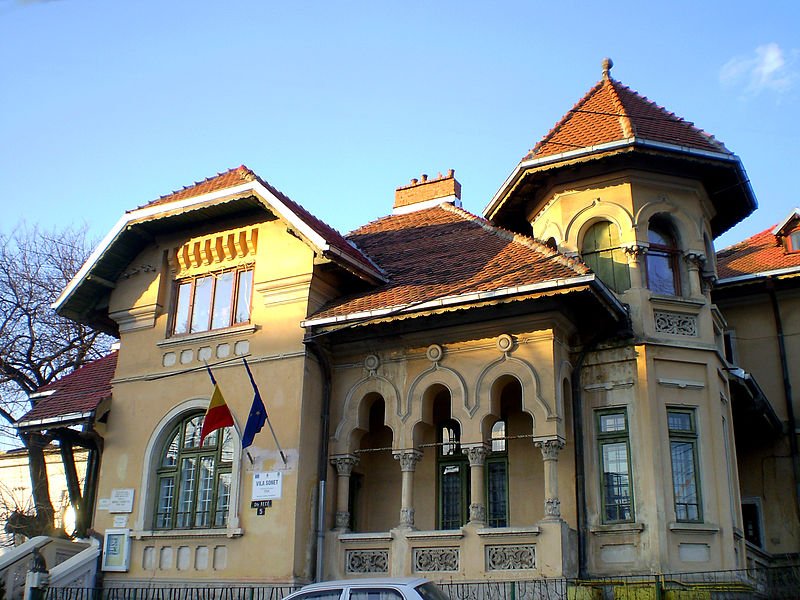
[44,564,800,600]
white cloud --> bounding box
[720,43,796,96]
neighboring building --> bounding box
[713,210,800,563]
[39,59,798,588]
[0,444,88,549]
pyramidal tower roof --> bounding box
[525,58,730,161]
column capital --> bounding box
[335,511,351,530]
[535,439,565,461]
[392,449,423,472]
[463,443,490,467]
[623,244,649,259]
[331,454,359,476]
[683,252,706,270]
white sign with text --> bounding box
[252,471,282,501]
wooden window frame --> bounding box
[170,265,254,336]
[646,219,682,296]
[596,409,635,524]
[667,408,703,523]
[154,412,233,530]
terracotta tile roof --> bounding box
[717,227,800,280]
[17,352,118,426]
[525,75,729,161]
[135,165,380,279]
[309,204,591,321]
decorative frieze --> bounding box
[413,547,460,572]
[485,544,536,571]
[345,549,389,574]
[654,311,698,336]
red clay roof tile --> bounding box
[18,352,118,426]
[525,76,729,161]
[717,227,800,280]
[135,166,381,280]
[309,204,590,320]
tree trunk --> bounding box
[22,432,56,535]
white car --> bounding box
[282,577,450,600]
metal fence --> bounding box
[44,564,800,600]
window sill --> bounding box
[131,527,243,540]
[668,522,718,535]
[649,295,704,311]
[338,532,393,543]
[589,522,645,535]
[157,324,257,348]
[404,529,465,541]
[476,526,540,538]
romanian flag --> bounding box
[199,367,234,445]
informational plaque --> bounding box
[108,488,135,513]
[252,471,282,501]
[101,529,131,572]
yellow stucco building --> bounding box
[32,60,798,589]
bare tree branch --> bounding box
[0,223,112,536]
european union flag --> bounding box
[242,358,267,449]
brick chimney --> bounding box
[393,169,462,214]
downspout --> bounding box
[306,339,332,582]
[572,320,632,578]
[766,278,800,518]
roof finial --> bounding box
[602,57,613,80]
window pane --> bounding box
[190,276,213,333]
[350,590,403,600]
[195,457,215,528]
[600,413,626,433]
[671,440,699,521]
[173,281,192,335]
[234,269,253,324]
[790,231,800,252]
[215,472,231,527]
[441,425,459,456]
[211,271,235,330]
[646,252,677,295]
[184,416,203,448]
[156,477,175,529]
[602,441,632,521]
[162,430,180,467]
[487,460,508,527]
[491,421,506,452]
[177,457,197,528]
[221,428,234,462]
[441,464,463,529]
[668,412,693,432]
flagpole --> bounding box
[243,358,288,466]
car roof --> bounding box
[298,577,430,590]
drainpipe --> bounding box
[766,278,800,519]
[306,340,333,582]
[572,320,632,578]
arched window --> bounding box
[487,420,508,527]
[154,412,234,530]
[438,419,467,529]
[647,218,681,296]
[581,221,631,293]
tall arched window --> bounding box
[438,419,468,530]
[647,218,681,296]
[487,420,508,527]
[581,221,631,293]
[154,412,233,529]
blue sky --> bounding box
[1,0,798,251]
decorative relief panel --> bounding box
[485,544,536,571]
[413,547,459,572]
[654,311,698,336]
[169,227,258,274]
[345,549,389,574]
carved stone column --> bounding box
[393,450,422,529]
[464,444,490,525]
[535,439,565,520]
[684,252,705,297]
[624,244,648,290]
[330,454,358,531]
